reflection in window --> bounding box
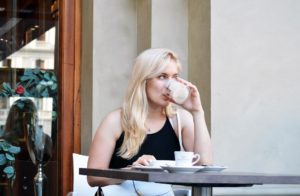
[0,97,53,140]
[0,27,55,70]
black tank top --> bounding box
[109,118,180,168]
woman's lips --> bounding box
[163,94,171,101]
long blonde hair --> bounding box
[119,48,182,158]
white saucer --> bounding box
[131,165,164,172]
[149,160,175,167]
[201,165,227,172]
[161,165,204,173]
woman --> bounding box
[87,48,213,194]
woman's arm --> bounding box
[192,110,213,165]
[87,109,124,187]
[175,78,213,165]
[179,109,213,165]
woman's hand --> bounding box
[132,155,156,166]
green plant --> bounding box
[19,69,58,98]
[0,69,57,97]
[0,127,21,188]
[0,69,58,119]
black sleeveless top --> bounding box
[109,118,180,168]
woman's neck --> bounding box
[147,105,166,119]
[146,107,167,133]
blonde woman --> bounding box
[87,48,213,195]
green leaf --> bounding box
[50,83,58,90]
[1,83,15,96]
[1,142,9,151]
[5,153,15,161]
[33,69,40,74]
[24,69,33,76]
[51,75,57,82]
[44,73,50,80]
[41,88,49,97]
[8,145,21,154]
[39,80,48,86]
[4,166,14,174]
[0,154,6,165]
[23,91,31,97]
[4,166,15,179]
[2,82,11,91]
[52,111,57,119]
[40,70,46,74]
[36,84,43,93]
[20,75,33,82]
[23,78,35,88]
[6,172,14,179]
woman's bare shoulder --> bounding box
[176,107,193,128]
[176,107,192,118]
[96,108,122,138]
[104,108,122,123]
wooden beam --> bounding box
[59,0,81,195]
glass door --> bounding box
[0,0,59,195]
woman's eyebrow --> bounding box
[159,72,178,76]
[160,73,168,75]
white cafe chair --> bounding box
[70,153,98,196]
[70,153,190,196]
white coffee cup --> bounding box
[174,151,200,167]
[167,80,189,104]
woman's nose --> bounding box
[165,79,175,89]
[164,79,171,89]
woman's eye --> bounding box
[158,75,166,80]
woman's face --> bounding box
[146,60,179,107]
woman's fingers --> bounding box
[133,155,156,166]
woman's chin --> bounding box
[162,100,171,106]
